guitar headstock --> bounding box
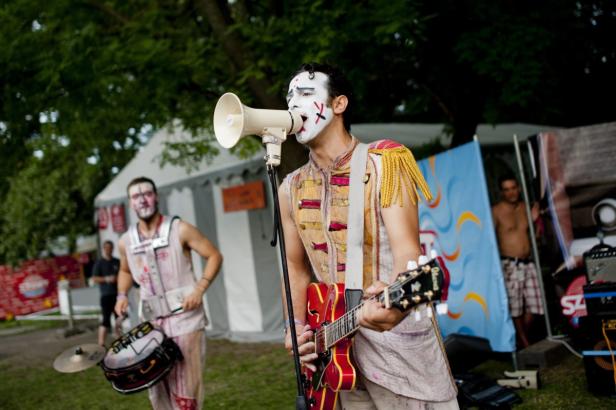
[386,255,445,312]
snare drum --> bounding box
[101,321,183,394]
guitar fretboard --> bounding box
[317,271,425,349]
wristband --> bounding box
[197,277,212,292]
[117,293,128,301]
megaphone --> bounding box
[213,93,302,149]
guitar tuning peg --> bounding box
[430,249,438,259]
[406,260,418,270]
[418,255,428,265]
[414,310,421,322]
[436,303,448,315]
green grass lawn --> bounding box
[0,338,296,410]
[0,318,67,332]
[0,330,615,409]
[473,355,615,409]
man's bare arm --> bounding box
[114,238,133,316]
[179,221,223,310]
[360,185,420,331]
[278,185,312,325]
[492,205,500,230]
[278,184,318,370]
[382,188,422,277]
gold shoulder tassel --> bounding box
[370,145,433,208]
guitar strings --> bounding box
[320,270,426,349]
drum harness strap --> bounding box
[129,216,191,320]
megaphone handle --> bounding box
[262,130,286,167]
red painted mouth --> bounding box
[299,115,308,133]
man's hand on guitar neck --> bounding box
[285,324,318,372]
[358,281,406,332]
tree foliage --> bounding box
[1,0,615,262]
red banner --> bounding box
[0,255,86,320]
[98,207,109,230]
[111,203,127,233]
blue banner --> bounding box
[418,140,515,352]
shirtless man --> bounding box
[492,174,544,348]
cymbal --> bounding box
[53,344,106,373]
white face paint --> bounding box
[286,71,334,144]
[128,182,158,221]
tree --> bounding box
[407,0,616,145]
[1,0,615,262]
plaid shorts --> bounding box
[501,258,544,317]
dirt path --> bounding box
[0,321,101,367]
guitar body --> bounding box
[300,258,446,409]
[305,282,356,410]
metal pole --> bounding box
[266,165,308,410]
[66,283,75,330]
[513,134,553,338]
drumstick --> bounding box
[155,306,184,320]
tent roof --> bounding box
[95,125,264,204]
[351,122,552,147]
[96,122,552,204]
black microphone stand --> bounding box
[263,137,308,410]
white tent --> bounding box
[95,122,550,341]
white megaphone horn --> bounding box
[213,92,302,147]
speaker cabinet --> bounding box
[444,334,492,374]
[583,282,616,316]
[579,316,616,396]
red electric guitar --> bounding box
[303,257,447,410]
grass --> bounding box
[0,326,615,409]
[0,338,296,410]
[0,318,67,332]
[473,355,615,409]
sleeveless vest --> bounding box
[122,216,206,338]
[284,138,457,401]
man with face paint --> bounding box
[114,176,223,410]
[280,63,458,409]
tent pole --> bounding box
[513,134,553,338]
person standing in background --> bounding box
[92,240,121,346]
[492,174,544,348]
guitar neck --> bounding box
[321,286,392,349]
[316,261,442,350]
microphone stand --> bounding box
[263,132,309,410]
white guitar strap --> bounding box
[345,142,369,310]
[129,216,179,317]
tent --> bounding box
[95,122,550,342]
